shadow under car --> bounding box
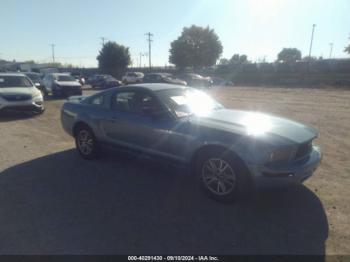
[0,149,328,255]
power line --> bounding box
[50,44,55,63]
[145,32,153,69]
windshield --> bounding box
[157,88,223,117]
[0,75,33,88]
[57,75,76,82]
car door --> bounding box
[101,89,188,161]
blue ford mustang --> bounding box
[61,84,322,202]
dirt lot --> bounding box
[0,86,349,255]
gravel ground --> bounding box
[0,85,349,255]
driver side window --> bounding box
[112,90,162,116]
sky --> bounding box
[1,0,349,67]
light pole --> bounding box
[145,32,153,70]
[139,52,146,68]
[308,24,316,58]
[329,43,333,58]
[50,44,55,63]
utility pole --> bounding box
[308,24,316,58]
[50,44,55,63]
[329,43,333,59]
[100,37,107,46]
[145,32,153,70]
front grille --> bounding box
[295,141,312,159]
[1,94,32,101]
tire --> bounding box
[195,149,248,203]
[74,125,99,160]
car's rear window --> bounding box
[0,76,33,88]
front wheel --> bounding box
[196,150,247,202]
[75,126,99,160]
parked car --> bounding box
[86,74,99,86]
[71,72,86,85]
[61,83,322,202]
[143,73,187,86]
[24,72,45,93]
[122,72,144,84]
[177,73,213,88]
[0,73,44,113]
[91,75,122,89]
[87,74,107,87]
[42,73,82,98]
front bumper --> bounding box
[248,145,322,188]
[0,97,44,112]
[53,88,82,97]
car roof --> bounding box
[146,72,172,76]
[50,73,71,76]
[0,72,27,77]
[118,83,186,92]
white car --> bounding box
[122,72,144,84]
[0,73,44,113]
[42,73,82,98]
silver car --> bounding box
[0,73,44,113]
[61,84,322,202]
[42,73,82,98]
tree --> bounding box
[169,25,223,68]
[239,55,248,64]
[229,54,248,65]
[302,56,317,62]
[97,41,131,77]
[345,44,350,54]
[219,58,229,65]
[230,54,240,64]
[277,48,302,63]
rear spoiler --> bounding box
[67,95,87,103]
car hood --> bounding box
[166,78,187,85]
[0,87,38,95]
[192,109,317,144]
[55,80,81,86]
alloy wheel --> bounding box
[77,130,94,155]
[201,158,236,196]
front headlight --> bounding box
[268,147,293,163]
[32,92,43,100]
